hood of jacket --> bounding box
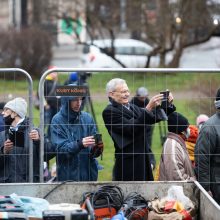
[60,96,84,123]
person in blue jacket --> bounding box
[50,95,100,181]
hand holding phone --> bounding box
[160,90,170,102]
[91,133,104,158]
[93,133,102,144]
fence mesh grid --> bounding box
[0,69,219,192]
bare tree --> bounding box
[28,0,220,68]
[143,0,217,67]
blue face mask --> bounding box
[3,115,14,126]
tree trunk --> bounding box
[159,53,166,67]
[21,0,28,28]
[32,0,42,26]
[168,46,183,68]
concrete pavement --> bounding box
[51,37,220,68]
[51,44,84,68]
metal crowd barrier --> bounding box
[0,68,34,182]
[38,67,220,183]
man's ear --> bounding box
[108,92,113,98]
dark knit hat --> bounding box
[168,112,189,134]
[216,88,220,101]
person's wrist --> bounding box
[146,104,153,111]
[78,140,84,149]
[3,147,7,154]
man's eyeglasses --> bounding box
[112,90,130,95]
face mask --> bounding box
[4,115,15,126]
[183,127,190,139]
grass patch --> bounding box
[87,72,198,94]
[91,98,198,181]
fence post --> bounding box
[0,68,33,182]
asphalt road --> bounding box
[180,37,220,68]
[51,37,220,69]
[51,44,83,68]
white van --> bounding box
[81,38,161,68]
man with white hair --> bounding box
[102,78,176,181]
[0,97,40,182]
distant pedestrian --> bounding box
[130,87,150,108]
[185,114,209,166]
[130,87,156,169]
[44,72,61,136]
[64,72,78,85]
[196,114,209,132]
[185,125,199,166]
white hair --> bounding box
[106,78,127,94]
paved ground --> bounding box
[51,37,220,69]
[180,37,220,68]
[51,44,84,68]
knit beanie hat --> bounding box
[168,112,189,134]
[196,114,209,127]
[69,72,78,82]
[215,88,220,109]
[4,97,27,118]
[136,87,148,97]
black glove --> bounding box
[90,141,104,158]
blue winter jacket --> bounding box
[50,96,98,181]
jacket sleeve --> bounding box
[102,107,155,136]
[195,125,216,191]
[162,103,176,115]
[50,117,84,155]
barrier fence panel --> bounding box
[0,68,33,182]
[38,68,220,207]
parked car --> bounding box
[81,38,164,68]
